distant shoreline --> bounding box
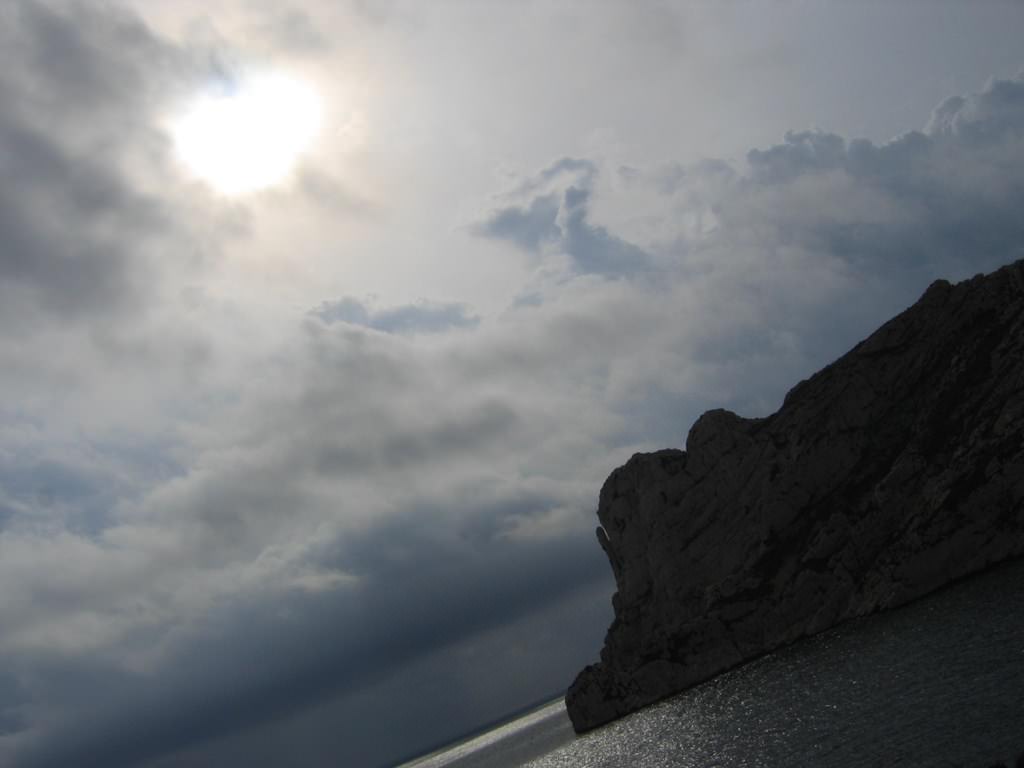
[391,693,567,768]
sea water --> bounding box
[401,558,1024,768]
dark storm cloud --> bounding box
[12,499,609,768]
[139,581,612,768]
[474,158,651,278]
[310,296,480,334]
[2,281,620,767]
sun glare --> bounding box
[171,73,322,196]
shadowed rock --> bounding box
[567,259,1024,732]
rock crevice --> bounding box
[566,260,1024,732]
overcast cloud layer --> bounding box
[1,2,1024,767]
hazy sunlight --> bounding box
[171,72,322,196]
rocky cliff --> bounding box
[567,259,1024,732]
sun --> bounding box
[170,72,322,196]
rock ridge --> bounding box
[566,259,1024,732]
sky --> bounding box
[1,1,1024,767]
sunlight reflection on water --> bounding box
[411,558,1024,768]
[526,558,1024,768]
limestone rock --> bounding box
[567,259,1024,732]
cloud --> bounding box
[137,579,611,768]
[0,0,245,380]
[310,297,480,334]
[0,116,159,320]
[482,74,1024,297]
[516,157,598,196]
[250,7,332,55]
[735,87,1024,281]
[746,129,847,184]
[473,193,562,252]
[0,1,172,321]
[473,158,652,278]
[9,533,606,768]
[559,185,652,277]
[2,3,1024,766]
[3,309,617,766]
[294,168,372,213]
[925,73,1024,141]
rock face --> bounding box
[567,260,1024,732]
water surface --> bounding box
[405,558,1024,768]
